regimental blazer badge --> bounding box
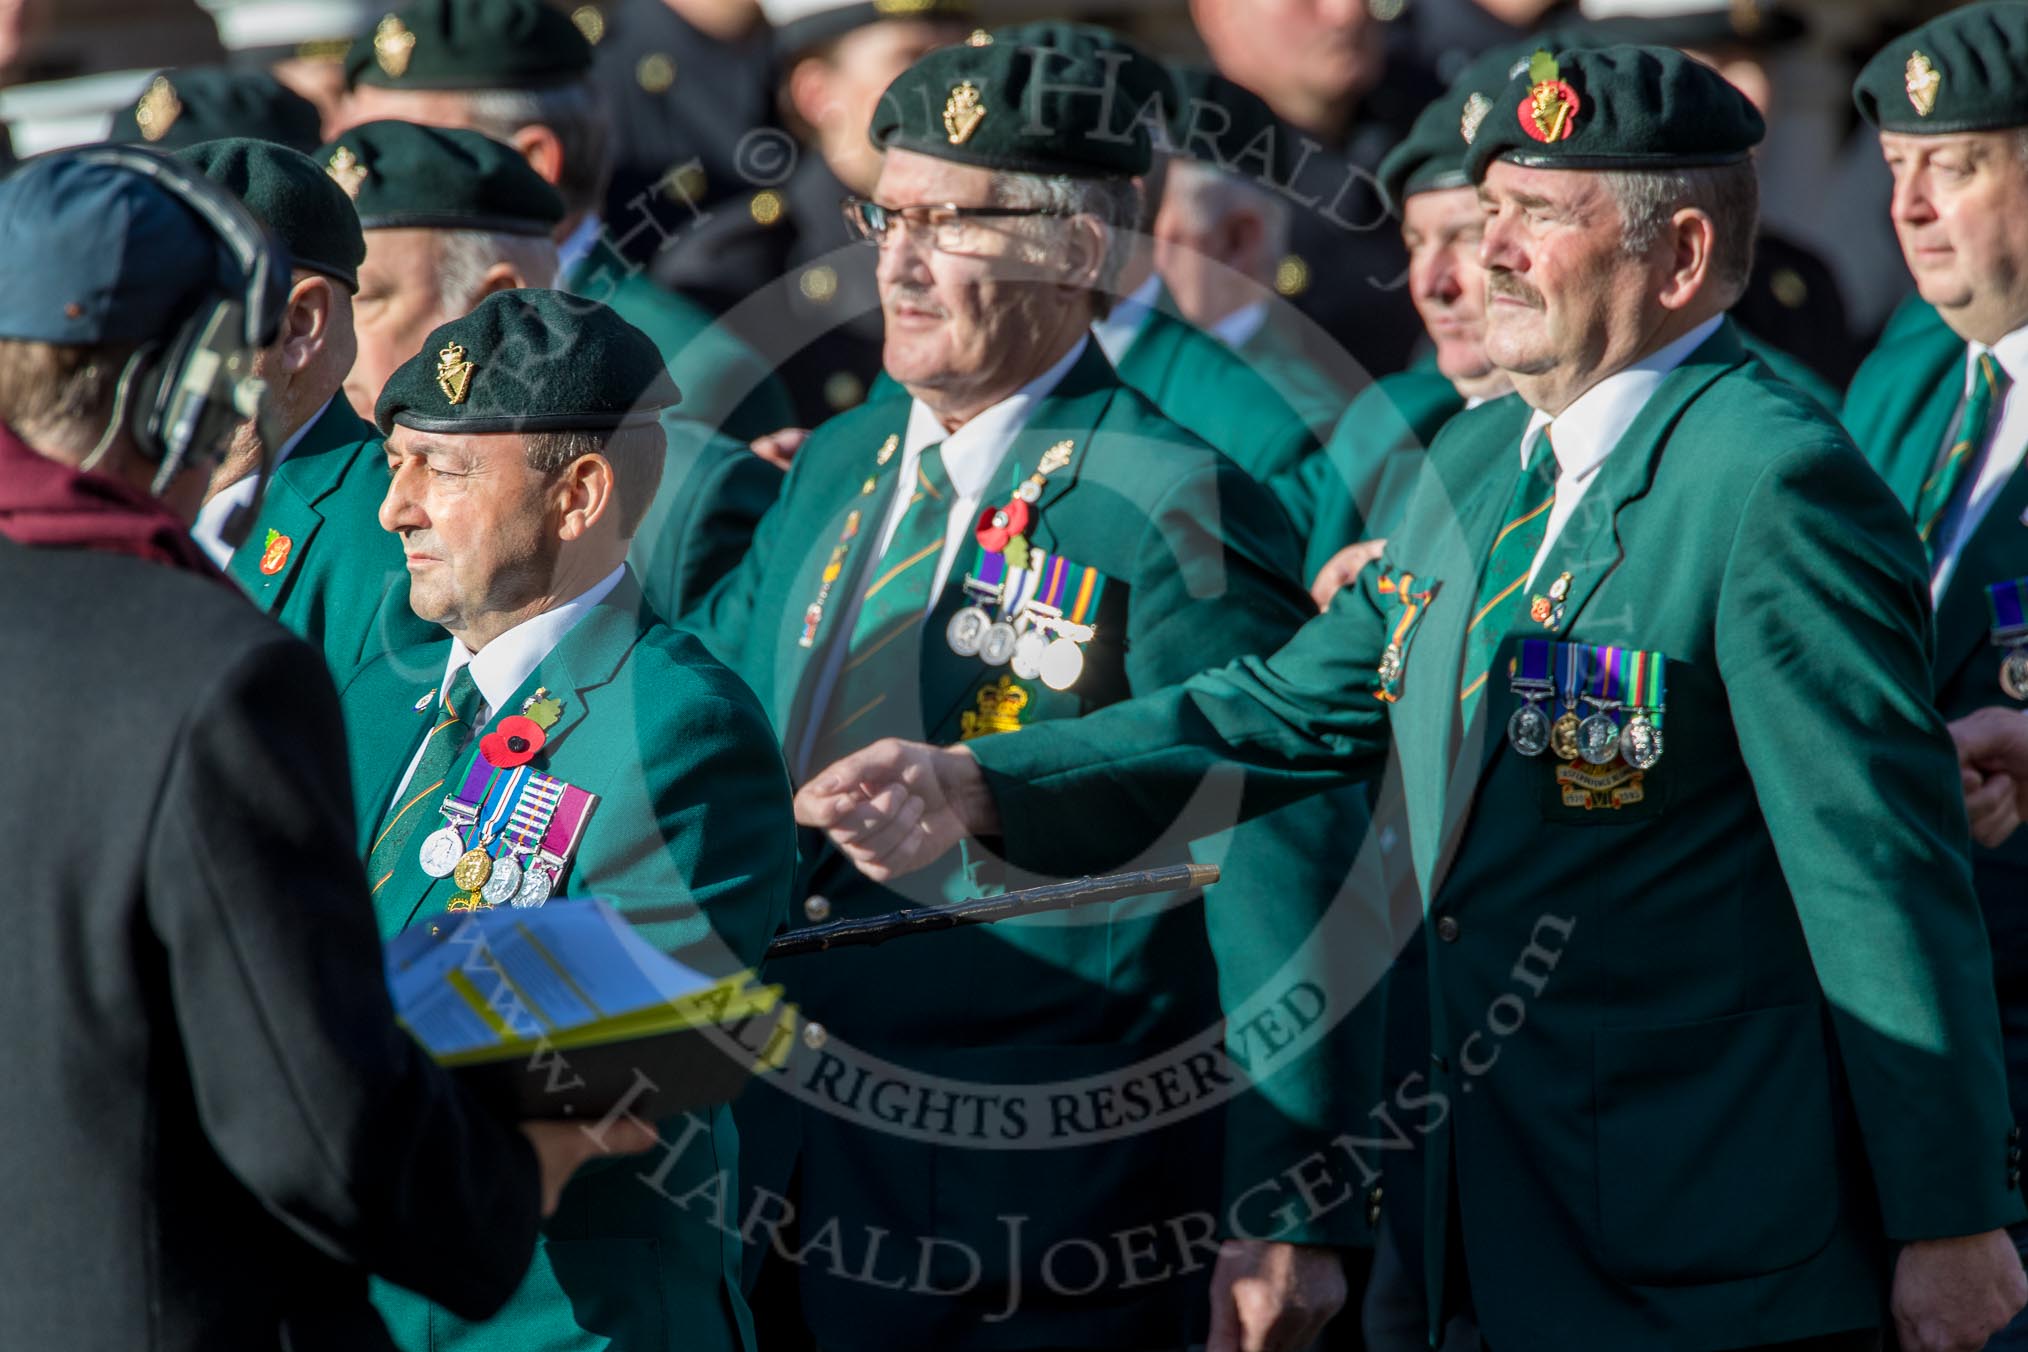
[326,146,368,198]
[135,76,181,143]
[959,674,1029,740]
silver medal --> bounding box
[2003,646,2028,702]
[418,825,465,878]
[1377,643,1403,686]
[1011,627,1048,680]
[480,853,523,906]
[946,604,991,657]
[1578,710,1621,765]
[1619,713,1664,771]
[1508,701,1551,757]
[514,865,554,908]
[1039,637,1085,691]
[979,621,1019,667]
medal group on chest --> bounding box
[416,687,599,911]
[1508,639,1667,809]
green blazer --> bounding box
[1113,282,1322,480]
[565,236,795,442]
[685,342,1386,1349]
[1233,306,1353,440]
[1268,368,1466,584]
[224,398,439,678]
[971,321,2024,1350]
[1843,300,2028,1116]
[629,413,783,624]
[339,574,796,1352]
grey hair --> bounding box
[1598,160,1758,307]
[522,422,666,539]
[436,230,562,315]
[988,170,1142,317]
[459,79,612,219]
[1162,158,1292,275]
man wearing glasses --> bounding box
[683,27,1380,1352]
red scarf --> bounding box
[0,422,226,580]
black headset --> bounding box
[62,145,290,526]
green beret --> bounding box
[869,23,1159,179]
[317,120,564,235]
[1854,1,2028,136]
[1380,41,1545,211]
[174,137,366,289]
[1462,44,1764,182]
[375,289,680,436]
[344,0,592,92]
[110,68,323,154]
[1164,66,1299,186]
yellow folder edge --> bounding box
[417,972,796,1073]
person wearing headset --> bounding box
[0,148,653,1351]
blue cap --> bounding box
[0,153,248,345]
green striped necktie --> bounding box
[366,664,479,895]
[1916,350,2010,552]
[1459,427,1559,719]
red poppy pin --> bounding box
[1519,51,1580,144]
[973,496,1034,553]
[480,714,547,768]
[258,528,292,575]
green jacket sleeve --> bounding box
[1718,440,2024,1241]
[972,574,1395,878]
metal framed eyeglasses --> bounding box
[840,197,1072,255]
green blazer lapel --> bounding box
[223,401,379,610]
[779,411,914,751]
[1856,338,1970,510]
[225,470,325,608]
[1934,462,2028,687]
[918,347,1124,740]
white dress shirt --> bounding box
[1931,323,2028,598]
[385,564,627,812]
[1516,315,1724,588]
[1091,272,1163,365]
[190,396,332,568]
[1209,300,1269,350]
[793,337,1088,776]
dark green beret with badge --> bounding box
[1164,65,1298,187]
[1462,43,1764,183]
[317,120,564,235]
[376,288,681,435]
[344,0,593,91]
[1854,1,2028,135]
[174,137,366,289]
[868,23,1156,178]
[110,68,323,153]
[1379,41,1547,211]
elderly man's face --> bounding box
[347,229,453,422]
[380,424,561,637]
[873,148,1084,409]
[1883,130,2028,345]
[1196,0,1381,114]
[1403,187,1494,389]
[1477,161,1665,405]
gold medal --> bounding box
[452,848,493,893]
[1551,710,1581,761]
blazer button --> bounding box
[804,895,832,922]
[1435,915,1461,943]
[1430,1052,1450,1073]
[1366,1205,1382,1227]
[2011,1147,2022,1166]
[2012,1126,2023,1145]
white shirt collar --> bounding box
[1091,272,1164,365]
[901,335,1089,500]
[190,395,333,568]
[1970,322,2028,390]
[440,564,627,723]
[1519,315,1724,476]
[556,214,603,277]
[1210,300,1270,350]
